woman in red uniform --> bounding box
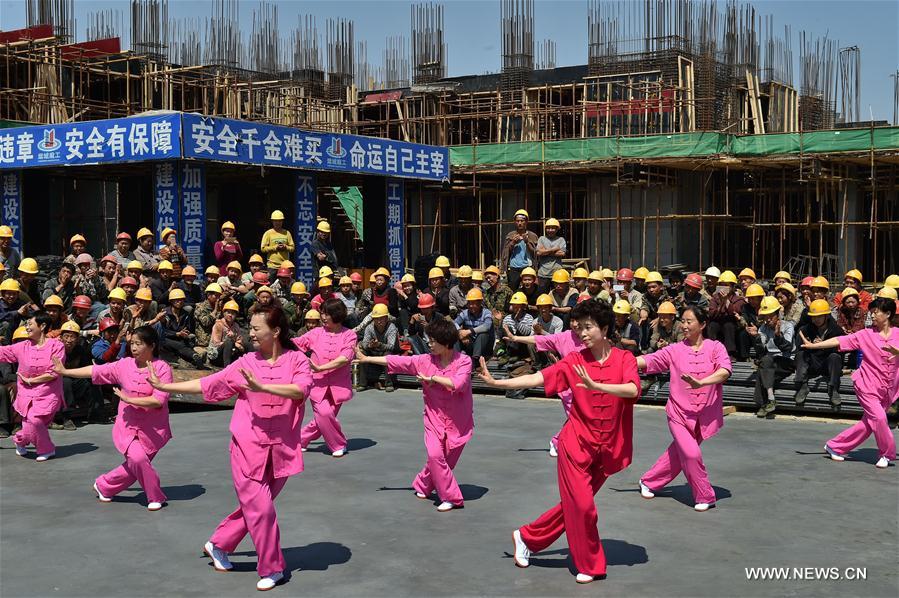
[479,299,640,584]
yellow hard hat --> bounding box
[435,256,451,268]
[205,283,223,294]
[161,227,177,242]
[12,326,28,340]
[168,288,186,301]
[136,227,154,240]
[657,301,677,315]
[60,320,81,334]
[367,273,377,283]
[182,265,197,277]
[270,210,285,220]
[634,267,649,279]
[220,221,235,231]
[0,225,13,238]
[43,294,64,308]
[157,260,173,271]
[108,288,127,301]
[401,273,416,284]
[316,221,331,233]
[248,254,264,265]
[758,295,781,315]
[645,271,664,284]
[465,288,484,301]
[773,270,791,282]
[305,309,321,320]
[509,291,528,305]
[775,283,797,297]
[545,217,560,228]
[718,270,738,284]
[18,257,39,274]
[521,267,538,279]
[225,261,242,273]
[844,269,863,282]
[514,209,529,219]
[551,269,570,284]
[738,268,757,280]
[587,270,603,282]
[339,276,352,285]
[808,299,832,317]
[371,304,389,318]
[877,287,898,300]
[744,283,765,298]
[839,287,859,300]
[319,266,334,278]
[374,267,391,278]
[0,279,21,292]
[600,268,615,280]
[318,277,333,288]
[457,265,473,278]
[536,293,553,306]
[811,276,830,290]
[135,288,153,301]
[223,300,240,312]
[291,281,308,295]
[0,262,4,271]
[471,270,484,282]
[428,267,445,280]
[126,260,143,271]
[883,274,899,289]
[205,265,220,277]
[612,299,632,315]
[572,267,589,279]
[255,285,273,296]
[484,265,500,276]
[69,234,87,245]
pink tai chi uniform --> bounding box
[293,327,356,452]
[826,327,899,461]
[639,339,731,506]
[0,338,65,455]
[386,352,474,506]
[534,330,584,449]
[200,349,313,577]
[92,358,173,504]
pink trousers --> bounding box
[300,390,346,452]
[550,391,573,448]
[96,437,166,504]
[14,412,55,455]
[827,390,896,460]
[210,452,289,577]
[413,431,466,505]
[641,417,716,505]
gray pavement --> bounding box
[1,389,897,598]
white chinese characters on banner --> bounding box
[386,180,404,282]
[294,174,317,285]
[1,171,22,250]
[181,163,206,271]
[153,162,179,243]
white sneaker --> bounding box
[548,441,558,458]
[824,444,845,461]
[414,491,428,499]
[331,449,345,458]
[576,573,596,583]
[147,501,164,511]
[639,480,655,499]
[256,571,284,591]
[694,502,712,512]
[93,482,112,502]
[875,457,889,469]
[301,447,307,452]
[512,529,530,568]
[14,445,28,457]
[204,541,233,572]
[35,451,55,462]
[436,501,457,512]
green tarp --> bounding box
[332,186,364,242]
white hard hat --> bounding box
[704,266,721,278]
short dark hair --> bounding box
[428,318,459,348]
[682,306,710,338]
[869,297,897,318]
[130,325,160,357]
[321,297,347,324]
[30,310,54,334]
[251,305,295,350]
[60,263,76,274]
[571,298,613,332]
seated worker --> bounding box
[638,271,670,352]
[295,308,321,338]
[55,321,106,429]
[774,283,803,325]
[408,293,442,355]
[793,299,843,409]
[356,304,399,392]
[737,283,765,361]
[532,293,563,336]
[500,291,535,365]
[752,296,796,419]
[549,270,578,329]
[207,299,250,367]
[158,288,204,367]
[91,317,128,364]
[674,272,709,315]
[611,299,641,355]
[707,270,745,359]
[454,287,494,361]
[648,301,682,352]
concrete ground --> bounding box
[1,389,896,598]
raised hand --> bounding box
[883,344,899,357]
[112,387,130,404]
[681,373,703,389]
[476,356,495,384]
[239,368,265,392]
[51,356,66,375]
[574,364,601,391]
[146,362,162,389]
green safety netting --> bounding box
[332,186,364,242]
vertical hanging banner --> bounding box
[153,162,179,245]
[181,162,206,271]
[294,173,317,284]
[1,171,23,251]
[386,179,405,282]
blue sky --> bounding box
[2,0,896,121]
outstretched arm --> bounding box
[51,357,94,379]
[147,364,202,394]
[477,356,544,389]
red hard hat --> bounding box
[350,272,363,283]
[685,273,704,289]
[252,271,269,284]
[120,276,139,288]
[616,268,634,282]
[72,295,92,310]
[576,292,591,304]
[800,276,814,287]
[276,267,291,278]
[417,293,436,309]
[98,317,120,333]
[115,232,132,241]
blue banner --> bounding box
[182,113,450,182]
[1,171,23,251]
[386,179,404,282]
[181,162,206,271]
[294,173,317,285]
[0,113,181,169]
[153,162,179,246]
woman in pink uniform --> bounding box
[148,306,312,592]
[356,318,473,512]
[0,311,65,462]
[293,298,356,457]
[635,306,732,511]
[801,297,899,469]
[53,325,173,509]
[480,299,640,584]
